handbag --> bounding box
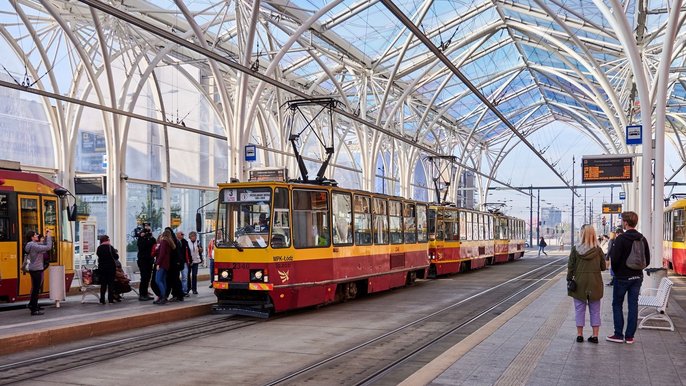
[22,255,30,273]
[567,278,577,291]
[92,267,102,285]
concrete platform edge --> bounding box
[0,302,214,356]
[399,272,565,386]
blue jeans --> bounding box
[612,277,643,338]
[156,268,167,300]
[190,263,199,292]
[209,259,214,285]
[181,263,189,293]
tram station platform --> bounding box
[403,271,686,385]
[0,279,216,356]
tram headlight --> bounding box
[250,269,266,282]
[221,270,229,279]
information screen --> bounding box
[582,157,633,183]
[602,203,622,214]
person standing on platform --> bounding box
[188,231,203,295]
[24,230,52,315]
[154,230,175,305]
[136,225,156,301]
[607,211,650,344]
[177,231,191,296]
[604,228,623,287]
[96,235,118,305]
[208,237,215,289]
[567,225,605,343]
[166,228,185,301]
[538,236,548,256]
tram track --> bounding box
[0,316,260,385]
[264,258,567,386]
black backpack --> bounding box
[626,238,647,270]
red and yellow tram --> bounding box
[0,161,75,302]
[427,207,525,276]
[664,198,686,275]
[208,175,527,317]
[210,181,430,317]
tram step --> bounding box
[212,304,272,319]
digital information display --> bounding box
[582,157,633,183]
[602,203,622,214]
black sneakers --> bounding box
[588,336,599,344]
[576,336,584,343]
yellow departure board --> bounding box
[582,157,633,183]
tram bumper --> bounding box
[212,282,274,318]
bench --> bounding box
[638,277,675,331]
[123,266,140,297]
[74,267,100,303]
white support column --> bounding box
[652,0,683,271]
[593,0,653,244]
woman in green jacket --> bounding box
[567,224,606,343]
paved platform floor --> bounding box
[0,278,216,356]
[406,270,686,386]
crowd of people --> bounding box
[566,210,650,345]
[132,226,207,305]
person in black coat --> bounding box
[136,226,156,301]
[96,235,118,304]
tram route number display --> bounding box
[582,157,633,183]
[602,203,622,214]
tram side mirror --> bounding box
[67,204,78,222]
[196,212,202,233]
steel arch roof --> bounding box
[1,0,685,186]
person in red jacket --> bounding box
[154,230,176,305]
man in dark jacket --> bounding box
[606,211,650,344]
[136,225,156,301]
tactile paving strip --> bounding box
[494,295,569,386]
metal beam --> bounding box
[379,0,574,192]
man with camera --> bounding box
[136,223,156,301]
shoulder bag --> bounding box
[567,248,577,292]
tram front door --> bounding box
[17,194,57,297]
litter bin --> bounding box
[644,267,668,282]
[49,265,66,307]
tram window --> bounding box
[332,192,352,245]
[459,211,466,240]
[673,209,685,242]
[372,198,388,245]
[272,188,291,248]
[403,203,417,243]
[293,190,330,248]
[428,208,439,241]
[389,200,403,244]
[20,197,39,240]
[486,216,492,240]
[0,193,15,241]
[43,199,58,262]
[354,195,372,245]
[465,212,472,240]
[444,210,458,242]
[417,204,428,243]
[216,187,271,249]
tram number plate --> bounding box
[273,255,293,262]
[232,263,250,269]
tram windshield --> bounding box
[216,187,272,249]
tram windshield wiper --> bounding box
[231,239,244,252]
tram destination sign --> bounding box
[582,157,633,183]
[602,203,622,214]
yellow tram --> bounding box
[0,161,75,302]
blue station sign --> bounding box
[626,125,642,145]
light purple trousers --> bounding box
[574,298,601,327]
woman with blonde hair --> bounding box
[567,224,606,343]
